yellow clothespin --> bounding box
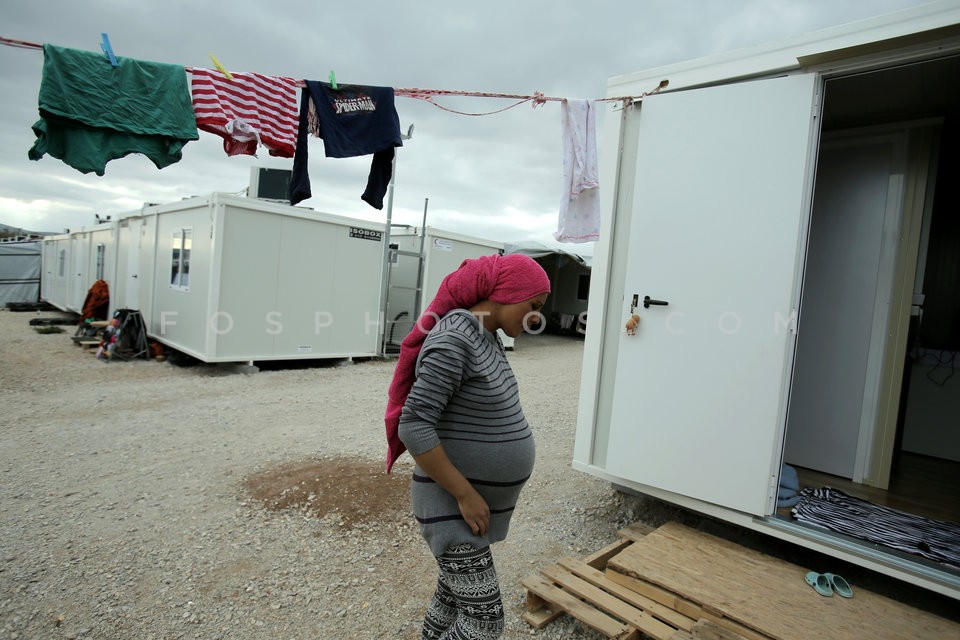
[210,54,233,80]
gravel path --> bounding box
[0,309,660,640]
[7,309,957,639]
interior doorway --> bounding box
[779,54,960,544]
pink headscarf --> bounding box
[385,253,551,472]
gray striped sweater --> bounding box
[398,309,535,556]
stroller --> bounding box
[98,308,150,361]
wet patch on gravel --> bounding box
[243,457,410,528]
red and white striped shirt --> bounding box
[191,68,300,158]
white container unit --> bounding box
[575,1,960,598]
[118,193,385,363]
[39,224,115,314]
[69,225,114,313]
[383,227,511,351]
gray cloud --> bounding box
[0,0,930,248]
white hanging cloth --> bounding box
[554,98,600,243]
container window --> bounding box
[95,243,106,280]
[170,228,192,291]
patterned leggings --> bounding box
[421,544,504,640]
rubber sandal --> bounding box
[824,573,853,598]
[805,571,833,596]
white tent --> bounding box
[505,240,591,334]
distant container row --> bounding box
[39,193,524,363]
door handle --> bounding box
[643,295,669,309]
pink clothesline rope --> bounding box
[394,89,549,116]
[0,36,42,50]
[392,85,670,115]
[1,36,668,109]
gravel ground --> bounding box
[0,308,668,640]
[4,309,957,640]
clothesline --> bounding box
[0,36,40,50]
[0,35,668,114]
[13,34,616,244]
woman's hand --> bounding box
[456,487,490,536]
[411,444,490,537]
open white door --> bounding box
[605,73,819,515]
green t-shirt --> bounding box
[29,43,198,176]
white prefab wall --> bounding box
[45,224,115,314]
[136,194,385,362]
[213,203,384,360]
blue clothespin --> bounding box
[100,32,118,67]
[329,70,337,90]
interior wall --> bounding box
[784,135,899,478]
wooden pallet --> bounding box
[522,522,761,640]
[608,522,960,640]
[525,520,960,640]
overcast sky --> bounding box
[0,0,933,252]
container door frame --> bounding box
[69,233,89,312]
[784,121,939,488]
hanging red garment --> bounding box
[80,279,110,321]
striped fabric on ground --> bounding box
[792,487,960,567]
[191,68,300,157]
